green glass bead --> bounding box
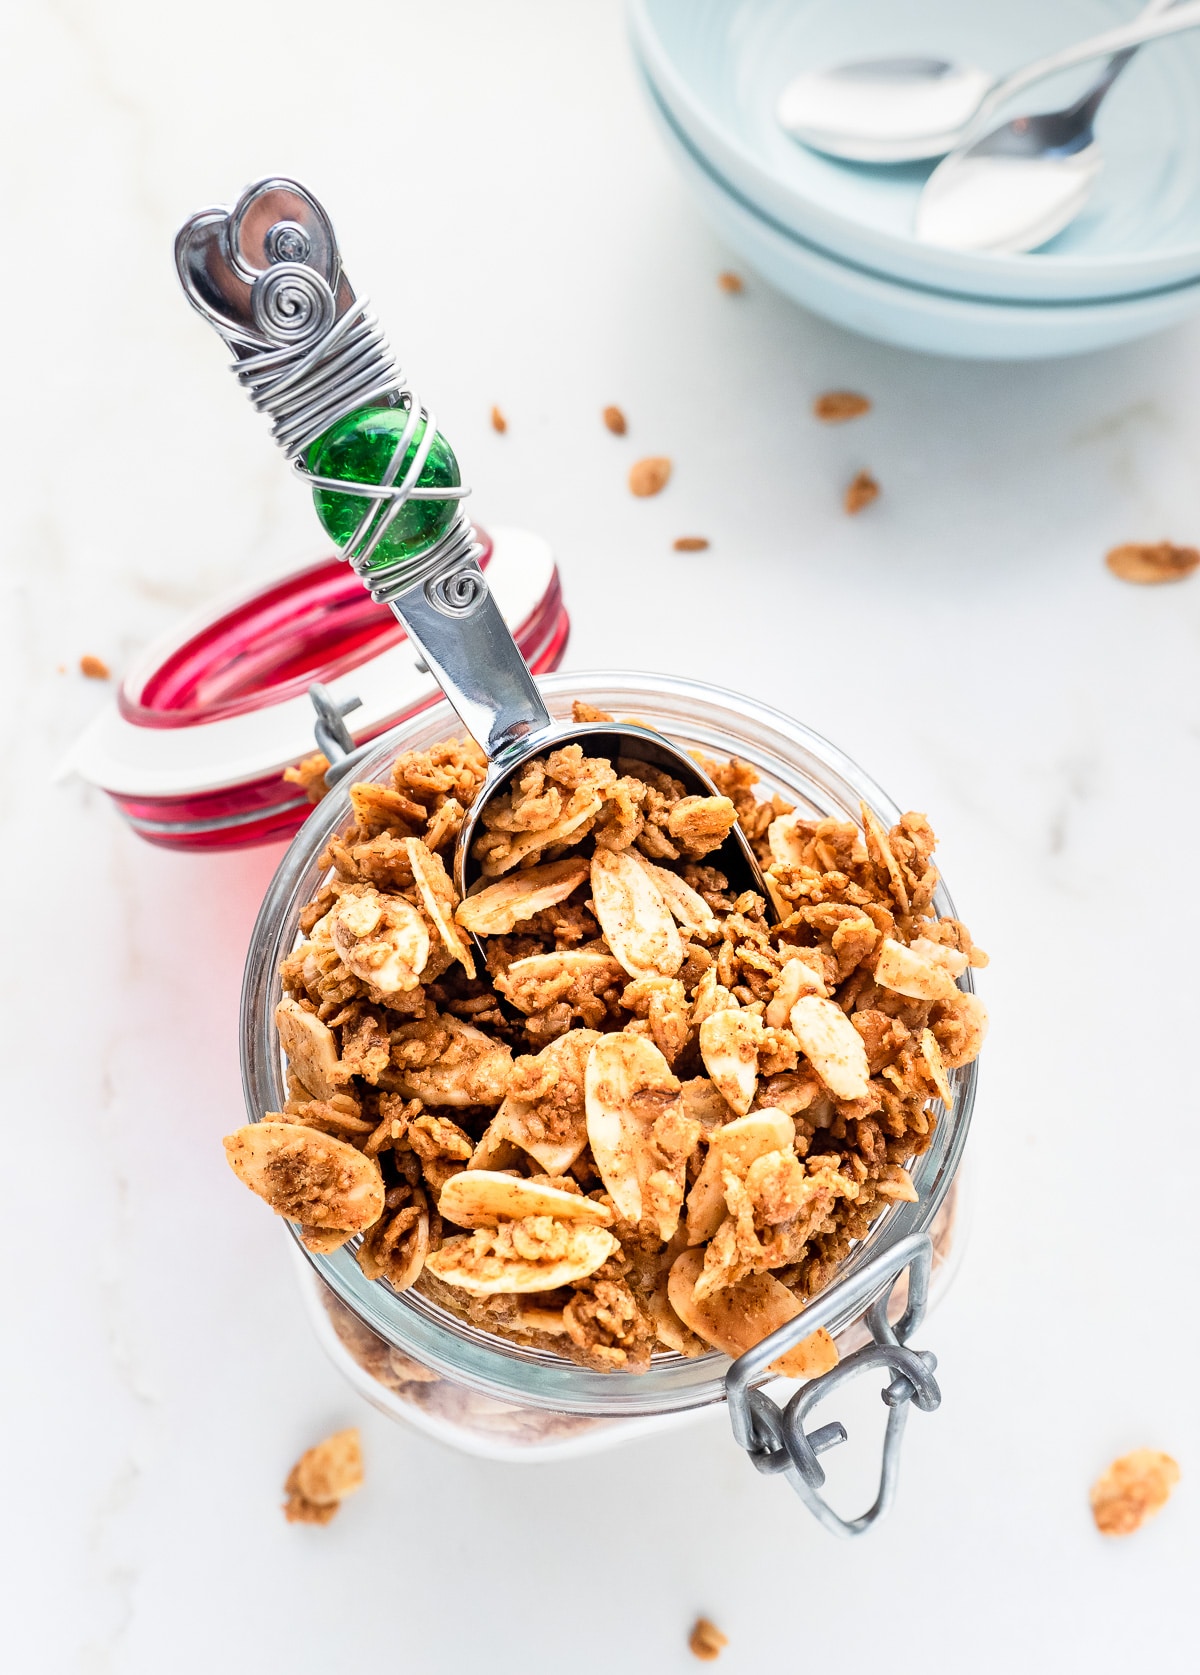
[307,405,461,567]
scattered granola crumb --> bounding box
[814,390,871,423]
[284,751,332,805]
[844,470,880,516]
[491,405,507,434]
[1105,541,1199,585]
[630,457,672,497]
[603,405,627,436]
[283,1427,364,1525]
[717,272,744,294]
[1090,1449,1180,1536]
[674,536,709,552]
[56,664,66,674]
[689,1618,728,1661]
[80,655,110,680]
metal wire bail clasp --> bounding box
[725,1233,941,1538]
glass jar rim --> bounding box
[240,670,978,1417]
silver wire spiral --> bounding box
[175,178,482,604]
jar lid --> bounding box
[63,525,568,850]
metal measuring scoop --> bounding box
[778,0,1189,165]
[176,178,771,907]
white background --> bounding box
[3,1,1198,1670]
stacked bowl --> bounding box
[629,0,1200,358]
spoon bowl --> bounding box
[776,57,992,163]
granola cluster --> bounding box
[225,703,987,1377]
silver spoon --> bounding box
[777,0,1183,164]
[916,1,1200,253]
[175,179,773,908]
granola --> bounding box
[629,457,672,497]
[814,391,871,423]
[689,1618,728,1661]
[283,1427,363,1525]
[1090,1450,1180,1536]
[1105,541,1199,584]
[226,702,987,1378]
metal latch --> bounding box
[726,1232,941,1537]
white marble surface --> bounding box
[6,1,1200,1669]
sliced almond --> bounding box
[764,957,827,1028]
[628,853,719,936]
[698,1009,765,1115]
[390,1016,513,1108]
[648,1283,707,1356]
[425,1219,618,1296]
[909,936,970,979]
[585,1033,680,1224]
[513,1302,570,1335]
[860,803,909,913]
[789,995,870,1101]
[479,790,604,876]
[590,848,683,979]
[491,1028,599,1173]
[439,1170,612,1229]
[467,1120,525,1173]
[685,1109,795,1244]
[873,938,960,1002]
[497,950,625,1017]
[691,966,739,1025]
[403,837,475,979]
[455,858,589,936]
[275,997,343,1100]
[876,1165,918,1203]
[919,1027,953,1106]
[767,812,809,867]
[223,1123,384,1232]
[668,1248,838,1379]
[331,887,430,995]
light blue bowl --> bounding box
[643,73,1200,359]
[631,0,1200,303]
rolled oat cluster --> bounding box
[225,702,987,1376]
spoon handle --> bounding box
[176,178,551,761]
[975,0,1200,130]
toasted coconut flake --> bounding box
[425,1218,619,1296]
[331,887,430,995]
[686,1109,795,1244]
[668,1248,838,1379]
[403,837,475,978]
[909,936,969,979]
[275,997,343,1100]
[788,996,870,1100]
[590,848,684,979]
[456,858,589,936]
[585,1033,680,1224]
[439,1170,612,1229]
[223,1123,384,1232]
[698,1008,764,1116]
[874,937,960,1001]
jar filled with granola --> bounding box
[237,672,984,1522]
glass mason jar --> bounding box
[241,672,978,1512]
